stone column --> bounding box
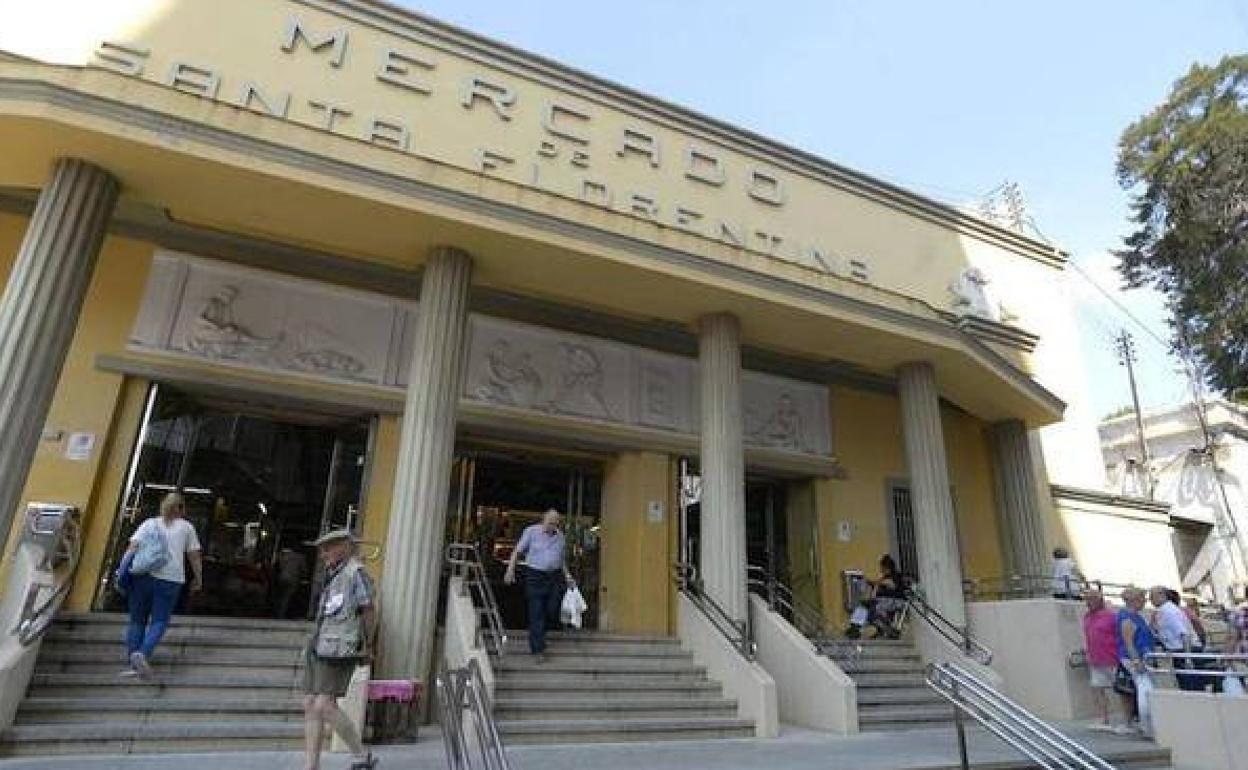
[989,420,1049,578]
[697,313,747,621]
[378,246,472,681]
[0,159,118,553]
[897,361,966,625]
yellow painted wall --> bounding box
[358,414,400,586]
[598,451,675,634]
[0,211,156,610]
[813,384,1006,622]
[785,480,822,610]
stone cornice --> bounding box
[0,75,1065,422]
[1050,484,1172,520]
[299,0,1069,269]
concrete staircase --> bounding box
[490,631,754,744]
[0,612,310,756]
[819,636,953,731]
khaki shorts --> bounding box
[1089,665,1116,689]
[303,647,357,697]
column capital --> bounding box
[696,311,740,335]
[426,244,473,266]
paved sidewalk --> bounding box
[0,722,1164,770]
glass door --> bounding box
[98,384,371,619]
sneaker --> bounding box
[535,652,548,665]
[130,652,152,680]
[1087,721,1114,732]
[117,667,139,679]
[1111,725,1134,736]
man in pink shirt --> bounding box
[1082,589,1127,733]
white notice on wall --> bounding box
[647,500,665,523]
[65,432,96,462]
[837,520,852,543]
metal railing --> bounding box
[963,574,1133,602]
[13,507,84,646]
[674,562,755,660]
[927,661,1118,770]
[437,658,511,770]
[907,588,994,666]
[446,543,507,659]
[1145,650,1248,678]
[746,564,835,639]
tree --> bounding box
[1116,55,1248,395]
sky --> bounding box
[395,0,1246,418]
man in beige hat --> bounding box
[303,529,377,770]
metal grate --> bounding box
[890,484,918,580]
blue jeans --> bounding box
[126,575,182,659]
[524,569,565,654]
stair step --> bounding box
[53,612,311,633]
[35,645,305,667]
[498,640,684,657]
[494,655,695,672]
[494,679,721,699]
[851,672,929,688]
[0,721,304,756]
[16,697,302,724]
[497,716,754,744]
[42,627,308,649]
[855,686,948,706]
[494,669,708,686]
[495,697,736,721]
[28,672,301,700]
[490,631,677,644]
[858,704,955,728]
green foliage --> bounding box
[1116,55,1248,394]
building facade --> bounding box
[1102,399,1248,604]
[0,0,1163,689]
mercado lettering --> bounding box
[91,17,870,284]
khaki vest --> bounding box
[313,558,366,659]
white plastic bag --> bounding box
[849,605,870,627]
[1134,671,1155,737]
[1224,675,1246,696]
[560,585,588,629]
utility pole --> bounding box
[1114,330,1152,497]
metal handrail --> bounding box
[746,564,835,639]
[907,588,994,666]
[963,574,1134,602]
[674,562,755,661]
[437,658,511,770]
[927,661,1118,770]
[13,509,84,646]
[446,543,508,659]
[1146,651,1248,677]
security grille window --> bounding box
[890,484,919,581]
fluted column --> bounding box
[0,159,118,554]
[379,247,472,681]
[897,362,966,624]
[989,420,1049,578]
[698,313,747,621]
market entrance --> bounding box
[447,447,603,630]
[97,384,371,619]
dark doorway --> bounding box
[447,448,603,630]
[98,384,370,619]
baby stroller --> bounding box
[845,595,909,639]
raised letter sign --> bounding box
[281,17,348,68]
[167,62,220,99]
[369,117,411,151]
[476,148,515,174]
[747,168,786,206]
[238,81,291,118]
[377,49,435,95]
[543,101,590,145]
[94,41,149,77]
[461,76,515,121]
[617,128,660,168]
[685,146,726,187]
[307,99,353,132]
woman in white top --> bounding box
[123,492,203,678]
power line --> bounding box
[1065,256,1173,352]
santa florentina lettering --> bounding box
[92,15,871,282]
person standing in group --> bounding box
[1151,586,1205,691]
[121,492,203,679]
[303,529,377,770]
[504,509,573,662]
[1051,546,1083,600]
[1118,587,1158,737]
[1082,589,1127,733]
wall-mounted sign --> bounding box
[647,500,665,524]
[65,432,96,462]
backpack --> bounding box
[130,519,171,575]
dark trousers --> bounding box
[524,569,565,654]
[126,575,181,659]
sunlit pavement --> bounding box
[0,722,1167,770]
